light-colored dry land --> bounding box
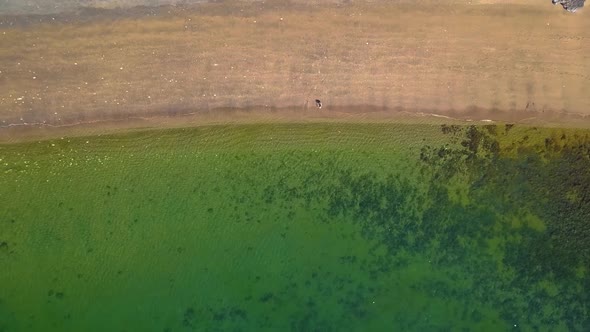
[0,0,589,141]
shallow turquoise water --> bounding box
[1,123,589,331]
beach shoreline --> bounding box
[2,105,589,143]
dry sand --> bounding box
[0,0,589,142]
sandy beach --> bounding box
[0,0,589,141]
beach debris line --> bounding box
[552,0,585,12]
[315,99,322,109]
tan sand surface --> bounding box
[0,0,588,141]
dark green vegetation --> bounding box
[0,123,589,331]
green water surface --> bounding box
[1,123,589,331]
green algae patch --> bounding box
[1,123,589,331]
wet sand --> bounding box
[0,0,589,142]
